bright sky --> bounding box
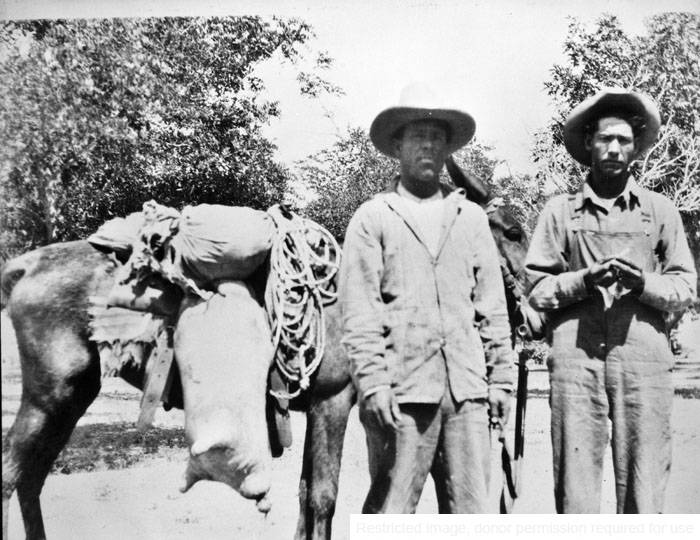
[4,0,699,177]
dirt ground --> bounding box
[2,311,700,539]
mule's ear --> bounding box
[445,155,490,205]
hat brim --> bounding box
[563,91,661,166]
[370,107,476,157]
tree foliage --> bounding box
[300,128,395,241]
[486,172,549,235]
[0,17,338,259]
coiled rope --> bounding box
[266,205,341,399]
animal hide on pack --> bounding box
[87,211,145,261]
[88,299,168,378]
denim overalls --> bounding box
[548,191,673,513]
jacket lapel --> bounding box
[434,189,463,261]
[381,184,465,261]
[383,191,432,251]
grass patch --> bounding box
[675,388,700,399]
[50,422,188,474]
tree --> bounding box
[486,172,549,235]
[0,17,339,259]
[450,143,549,235]
[300,127,504,241]
[299,127,395,240]
[531,12,700,282]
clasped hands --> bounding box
[584,256,645,295]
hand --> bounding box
[488,387,512,429]
[609,257,645,294]
[362,388,402,431]
[584,258,618,289]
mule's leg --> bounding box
[295,383,355,540]
[2,344,100,540]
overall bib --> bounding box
[548,197,673,513]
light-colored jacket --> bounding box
[339,181,515,404]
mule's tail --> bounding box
[0,254,29,309]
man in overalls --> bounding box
[339,83,515,513]
[524,88,697,513]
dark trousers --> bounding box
[360,385,490,513]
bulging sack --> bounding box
[177,281,274,511]
[171,204,274,286]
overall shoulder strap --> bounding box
[634,189,654,230]
[566,192,584,223]
[564,192,584,253]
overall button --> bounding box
[439,338,447,347]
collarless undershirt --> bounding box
[397,182,446,257]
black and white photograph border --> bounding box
[1,1,699,539]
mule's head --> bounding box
[444,157,529,289]
[445,157,532,339]
[485,201,530,342]
[485,202,529,291]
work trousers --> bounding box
[549,348,673,513]
[360,384,490,513]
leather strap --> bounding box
[137,326,175,431]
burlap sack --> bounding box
[171,204,274,286]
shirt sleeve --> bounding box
[638,201,697,312]
[338,204,390,401]
[524,198,590,311]
[470,208,515,390]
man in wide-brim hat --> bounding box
[339,83,515,513]
[524,88,696,513]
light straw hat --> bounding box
[370,83,476,157]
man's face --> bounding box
[394,120,449,188]
[585,116,636,179]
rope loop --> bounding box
[266,205,341,399]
